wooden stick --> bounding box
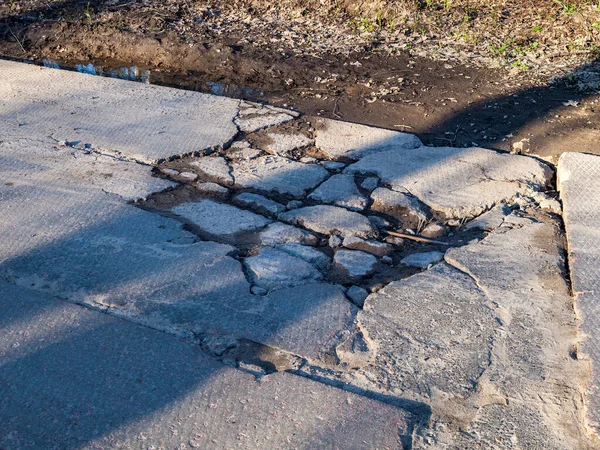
[385,230,450,246]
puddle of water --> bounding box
[40,57,263,98]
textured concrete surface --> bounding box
[0,59,241,163]
[0,281,415,450]
[558,152,600,436]
[1,60,595,448]
[346,146,553,219]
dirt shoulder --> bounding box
[2,0,600,161]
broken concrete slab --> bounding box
[558,152,600,435]
[370,187,429,224]
[233,192,286,216]
[0,60,240,163]
[342,236,392,257]
[188,155,234,186]
[259,222,319,246]
[314,117,422,160]
[359,262,496,398]
[244,247,322,291]
[235,104,296,133]
[0,281,415,449]
[308,174,368,211]
[264,132,313,156]
[231,155,329,198]
[333,249,378,281]
[400,251,445,268]
[194,181,229,198]
[172,200,271,239]
[346,146,553,219]
[279,205,375,238]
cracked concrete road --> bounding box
[0,59,597,449]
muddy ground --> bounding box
[2,0,600,163]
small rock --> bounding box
[286,200,303,210]
[161,168,180,176]
[334,249,378,281]
[308,174,368,211]
[346,286,369,308]
[279,205,374,238]
[371,187,428,224]
[420,223,447,238]
[260,222,319,246]
[361,177,379,191]
[401,251,445,269]
[189,156,234,186]
[447,219,461,227]
[245,247,322,291]
[385,236,404,246]
[179,172,198,181]
[300,157,318,164]
[251,285,268,296]
[234,192,286,216]
[342,236,392,256]
[382,256,393,264]
[329,235,343,248]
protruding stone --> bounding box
[161,168,180,176]
[233,192,286,216]
[189,156,234,186]
[334,249,378,281]
[466,204,512,232]
[347,285,369,308]
[264,132,313,156]
[370,188,428,224]
[420,223,447,238]
[308,174,368,211]
[172,200,270,239]
[251,285,268,296]
[244,248,322,291]
[260,222,319,246]
[314,118,422,160]
[361,177,379,191]
[179,172,198,181]
[329,235,343,248]
[401,251,445,268]
[231,155,329,198]
[276,243,331,270]
[279,205,374,238]
[342,236,392,256]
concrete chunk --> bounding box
[346,146,553,219]
[172,200,271,237]
[264,132,313,155]
[400,251,445,268]
[233,192,286,215]
[334,249,378,281]
[188,155,234,186]
[231,155,329,198]
[279,205,375,238]
[244,248,322,291]
[342,236,392,256]
[259,222,319,246]
[314,117,422,160]
[276,244,331,270]
[308,174,368,211]
[370,187,429,224]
